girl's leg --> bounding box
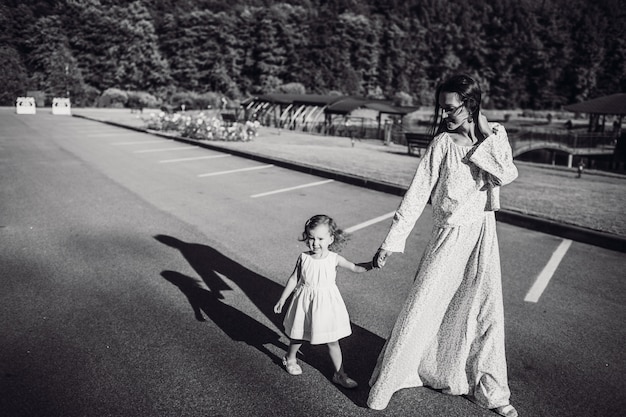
[286,340,303,362]
[283,340,304,376]
[327,340,343,372]
[328,340,358,388]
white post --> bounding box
[16,97,36,114]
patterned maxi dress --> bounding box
[367,123,518,410]
[283,251,352,345]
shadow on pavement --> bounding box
[155,234,385,407]
[161,270,287,366]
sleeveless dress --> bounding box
[282,251,352,345]
[368,124,518,411]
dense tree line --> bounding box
[0,0,624,108]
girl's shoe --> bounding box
[492,404,518,417]
[282,357,302,375]
[332,371,358,389]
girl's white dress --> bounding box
[367,124,518,411]
[283,251,352,345]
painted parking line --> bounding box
[159,154,231,163]
[250,179,334,198]
[344,211,396,234]
[112,140,167,145]
[133,146,195,154]
[81,132,131,135]
[198,164,274,177]
[524,239,572,303]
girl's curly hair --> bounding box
[299,214,348,252]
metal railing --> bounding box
[509,130,616,150]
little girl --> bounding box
[274,214,370,388]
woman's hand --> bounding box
[274,301,284,314]
[373,248,392,269]
[477,111,493,139]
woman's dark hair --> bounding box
[299,214,348,252]
[429,74,482,136]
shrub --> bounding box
[144,111,258,142]
[394,91,415,107]
[275,82,306,95]
[74,85,101,107]
[99,88,128,108]
[169,91,222,110]
[127,91,160,109]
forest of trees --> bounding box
[1,0,624,109]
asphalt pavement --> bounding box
[1,108,624,417]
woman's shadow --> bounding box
[155,234,385,407]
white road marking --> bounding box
[198,164,274,177]
[344,211,396,234]
[524,239,572,303]
[250,179,334,198]
[112,140,167,145]
[159,154,230,163]
[133,146,194,153]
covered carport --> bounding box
[242,93,417,140]
[563,93,626,136]
[323,97,417,140]
[563,93,626,170]
[243,93,340,129]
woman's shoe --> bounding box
[332,371,358,389]
[282,357,302,375]
[492,404,518,417]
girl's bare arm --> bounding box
[337,255,372,273]
[274,259,300,313]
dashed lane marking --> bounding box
[250,179,334,198]
[344,211,396,234]
[133,146,195,154]
[524,239,572,303]
[159,155,231,163]
[112,140,167,145]
[198,165,274,177]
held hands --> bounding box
[355,261,374,272]
[373,248,392,269]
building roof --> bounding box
[243,93,417,115]
[563,93,626,115]
[254,93,340,106]
[325,96,416,115]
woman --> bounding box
[367,74,518,417]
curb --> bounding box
[73,114,626,253]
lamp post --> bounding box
[65,64,69,99]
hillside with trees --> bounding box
[1,0,624,109]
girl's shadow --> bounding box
[161,270,286,366]
[155,234,385,407]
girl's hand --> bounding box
[373,249,392,268]
[274,301,284,314]
[355,261,374,272]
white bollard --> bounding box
[16,97,36,114]
[52,97,72,115]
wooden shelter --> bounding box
[242,93,417,139]
[563,93,626,136]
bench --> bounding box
[221,113,237,125]
[405,132,432,156]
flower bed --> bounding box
[145,111,258,142]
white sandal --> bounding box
[492,404,518,417]
[282,357,302,375]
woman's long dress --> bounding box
[367,124,518,410]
